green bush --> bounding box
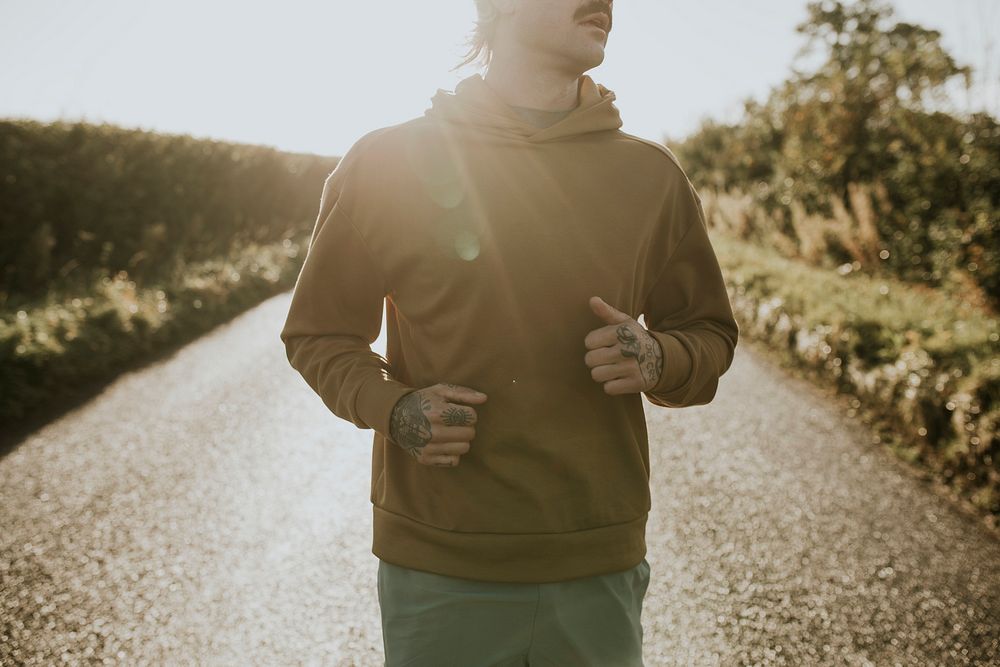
[0,118,337,305]
[671,0,1000,310]
[0,117,332,426]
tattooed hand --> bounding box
[583,295,664,396]
[388,383,488,467]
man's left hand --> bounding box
[583,296,664,395]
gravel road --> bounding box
[1,292,998,666]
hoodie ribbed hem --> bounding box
[371,505,647,584]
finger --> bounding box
[589,361,633,384]
[583,346,623,368]
[602,377,641,395]
[422,454,460,467]
[438,403,478,427]
[438,383,489,404]
[422,441,471,457]
[428,424,476,443]
[583,325,622,350]
[589,296,632,325]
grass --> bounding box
[0,236,307,426]
[711,229,999,526]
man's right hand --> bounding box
[388,383,488,467]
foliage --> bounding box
[672,0,999,310]
[709,229,999,524]
[0,235,307,425]
[0,118,338,307]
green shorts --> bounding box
[377,557,651,666]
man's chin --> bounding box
[581,51,606,70]
[567,46,605,69]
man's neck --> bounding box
[482,56,581,112]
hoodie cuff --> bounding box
[646,330,694,395]
[356,377,418,443]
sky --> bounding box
[1,0,997,158]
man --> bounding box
[279,0,739,664]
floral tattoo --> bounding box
[616,323,663,390]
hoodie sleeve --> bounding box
[641,176,739,408]
[279,170,416,441]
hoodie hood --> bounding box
[425,73,623,143]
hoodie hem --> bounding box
[371,504,648,584]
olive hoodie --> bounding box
[279,72,739,584]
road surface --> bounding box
[1,292,998,665]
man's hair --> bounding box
[451,0,499,72]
